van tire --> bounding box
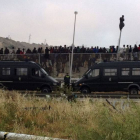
[41,87,51,93]
[81,87,90,94]
[129,88,138,95]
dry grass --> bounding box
[0,90,140,140]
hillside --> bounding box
[0,37,48,52]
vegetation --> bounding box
[0,90,140,140]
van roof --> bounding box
[0,61,37,65]
[92,61,140,68]
[0,60,35,63]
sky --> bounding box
[0,0,140,48]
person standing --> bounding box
[126,45,129,60]
[123,45,126,60]
[64,73,70,88]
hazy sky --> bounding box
[0,0,140,47]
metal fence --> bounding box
[0,52,139,78]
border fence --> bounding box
[0,52,139,78]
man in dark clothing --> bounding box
[119,15,125,30]
[64,73,70,88]
[4,47,9,54]
[16,48,21,54]
[0,48,3,54]
[26,48,31,54]
[45,47,50,59]
[38,47,41,53]
[32,47,37,53]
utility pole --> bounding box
[70,11,78,83]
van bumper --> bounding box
[51,82,61,91]
[72,83,80,91]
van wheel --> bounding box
[81,87,90,94]
[41,87,51,93]
[129,88,138,95]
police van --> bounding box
[0,61,59,92]
[73,61,140,94]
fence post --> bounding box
[99,53,101,62]
[112,54,114,61]
[69,53,71,75]
[38,53,40,64]
[131,52,132,61]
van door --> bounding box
[12,67,29,90]
[28,67,46,90]
[85,69,100,91]
[101,68,118,92]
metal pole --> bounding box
[69,53,71,73]
[117,30,122,61]
[0,131,66,140]
[38,53,40,64]
[70,11,78,83]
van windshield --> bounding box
[41,68,48,76]
[83,69,91,77]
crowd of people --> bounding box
[0,44,140,77]
[0,44,140,55]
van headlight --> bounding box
[75,83,82,86]
[53,83,57,86]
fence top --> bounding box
[0,52,137,55]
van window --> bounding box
[2,68,10,75]
[132,68,140,76]
[84,69,91,76]
[104,69,117,76]
[88,69,99,78]
[16,68,28,76]
[121,68,130,76]
[32,69,42,77]
[41,68,48,76]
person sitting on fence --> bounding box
[138,45,140,52]
[133,45,138,61]
[45,47,50,60]
[4,47,9,54]
[26,48,32,54]
[38,47,41,53]
[0,48,3,54]
[16,48,21,54]
[32,47,37,53]
[129,45,132,53]
[126,45,129,60]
